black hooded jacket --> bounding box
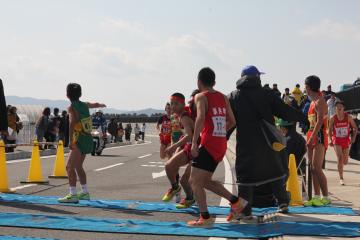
[0,79,7,132]
[228,76,308,185]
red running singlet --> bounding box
[200,91,227,162]
[332,113,350,149]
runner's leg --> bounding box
[334,145,344,180]
[313,144,328,196]
[308,146,321,196]
[165,150,188,188]
[189,167,211,213]
[180,164,193,199]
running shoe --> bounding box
[58,194,79,203]
[226,198,248,222]
[187,216,214,227]
[340,179,345,186]
[321,197,331,206]
[304,197,324,207]
[176,198,196,209]
[278,203,289,214]
[77,192,90,200]
[162,186,181,202]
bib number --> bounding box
[335,126,348,138]
[81,116,93,134]
[212,116,226,137]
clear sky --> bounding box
[1,0,359,110]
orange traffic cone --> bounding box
[49,141,67,179]
[0,140,15,193]
[20,140,49,184]
[286,154,303,206]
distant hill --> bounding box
[5,96,163,116]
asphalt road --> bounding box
[0,136,231,240]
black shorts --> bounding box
[192,147,219,173]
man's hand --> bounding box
[329,141,334,147]
[165,145,176,155]
[0,130,8,136]
[191,142,199,158]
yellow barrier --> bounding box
[49,140,67,179]
[20,141,49,184]
[286,154,303,206]
[0,140,15,193]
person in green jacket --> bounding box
[59,83,106,203]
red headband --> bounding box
[170,96,185,103]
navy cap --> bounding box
[241,65,265,77]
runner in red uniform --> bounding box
[328,100,358,185]
[157,103,172,159]
[162,93,196,208]
[188,67,247,226]
[304,75,331,207]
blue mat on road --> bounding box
[0,236,58,240]
[0,212,360,238]
[0,212,281,239]
[0,193,358,216]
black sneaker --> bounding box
[278,203,289,214]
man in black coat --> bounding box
[0,79,8,137]
[227,66,308,217]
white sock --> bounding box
[323,196,330,200]
[81,184,88,194]
[314,195,320,199]
[69,186,77,195]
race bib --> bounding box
[212,116,226,137]
[335,126,348,138]
[81,116,93,134]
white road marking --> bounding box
[149,161,164,164]
[138,154,152,159]
[10,184,37,191]
[141,164,165,168]
[209,156,234,240]
[94,163,124,172]
[152,170,167,179]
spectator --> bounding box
[45,115,60,148]
[324,84,335,101]
[125,123,132,141]
[59,110,69,147]
[263,83,270,90]
[0,79,8,139]
[300,95,311,134]
[6,106,22,152]
[134,123,140,141]
[277,119,307,173]
[140,123,146,141]
[52,107,60,118]
[36,107,51,150]
[227,65,308,216]
[272,83,281,98]
[117,122,124,142]
[107,118,118,143]
[326,92,338,118]
[282,88,290,101]
[292,84,303,107]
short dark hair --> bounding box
[67,83,82,102]
[305,75,321,92]
[171,92,185,101]
[54,108,59,114]
[296,84,300,88]
[191,89,200,98]
[43,107,51,116]
[198,67,215,87]
[285,88,290,91]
